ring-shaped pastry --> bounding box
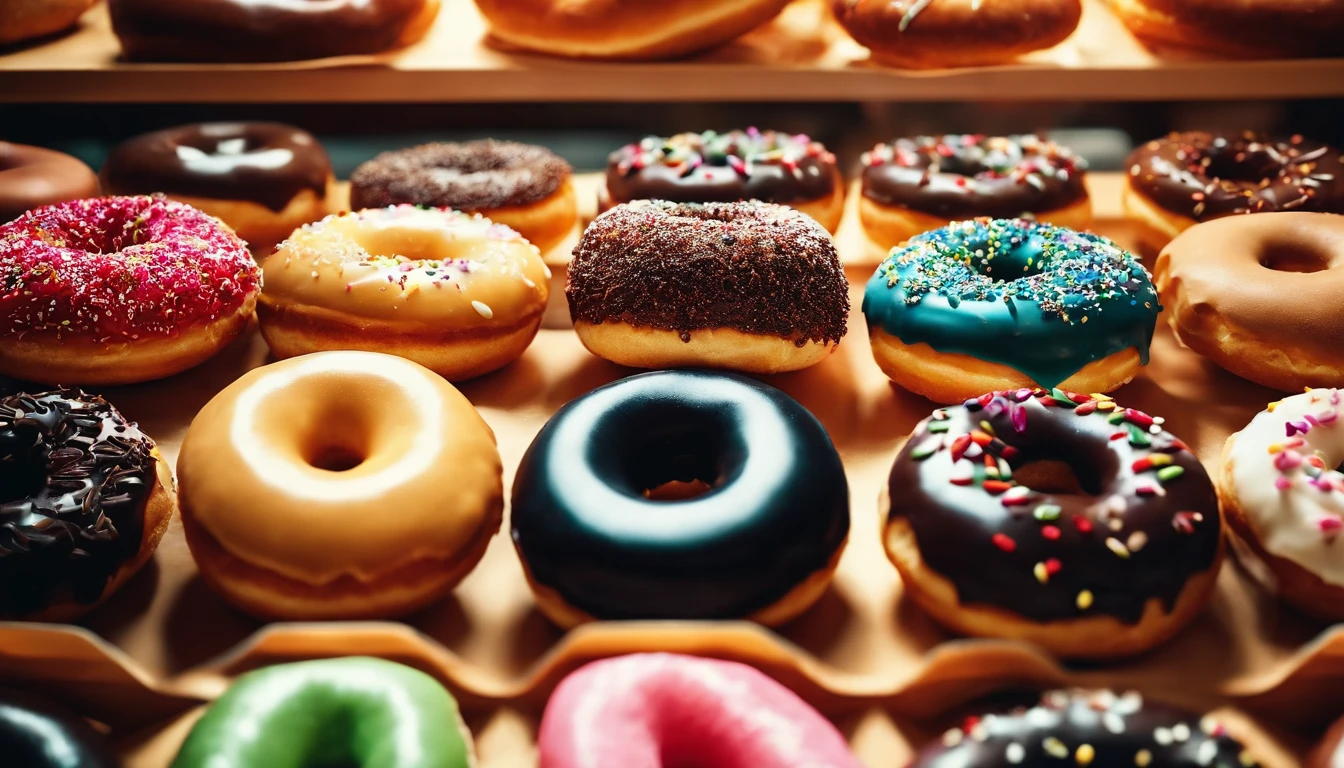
[0,688,117,768]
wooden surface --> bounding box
[2,0,1344,103]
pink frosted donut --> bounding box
[538,653,862,768]
[0,195,260,385]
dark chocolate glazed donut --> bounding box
[0,143,99,224]
[101,123,331,213]
[0,688,117,768]
[914,689,1257,768]
[349,140,571,211]
[888,389,1220,624]
[862,135,1087,219]
[1126,132,1344,221]
[511,370,849,621]
[0,390,157,616]
[604,129,838,207]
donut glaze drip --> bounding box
[605,128,838,206]
[0,391,156,615]
[862,218,1158,388]
[913,690,1256,768]
[1127,132,1344,221]
[350,140,571,211]
[101,123,331,213]
[888,390,1220,624]
[861,134,1087,218]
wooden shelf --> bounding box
[3,0,1344,103]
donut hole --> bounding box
[1203,148,1280,184]
[355,228,457,264]
[969,233,1049,282]
[632,437,723,502]
[1014,458,1100,496]
[305,444,366,473]
[1259,242,1330,273]
[595,404,742,503]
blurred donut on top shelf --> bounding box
[1105,0,1344,59]
[0,0,96,47]
[108,0,439,61]
[472,0,794,60]
[100,123,334,248]
[350,140,577,255]
[0,142,99,224]
[603,128,845,233]
[832,0,1083,69]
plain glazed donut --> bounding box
[832,0,1082,69]
[511,370,850,627]
[0,0,95,47]
[100,123,334,249]
[539,654,863,768]
[885,390,1223,659]
[1123,132,1344,253]
[349,140,577,254]
[0,142,99,223]
[108,0,440,61]
[1105,0,1344,59]
[567,200,849,374]
[1220,389,1344,621]
[258,206,549,381]
[912,689,1257,768]
[0,688,117,768]
[0,390,174,622]
[172,657,474,768]
[472,0,794,60]
[1154,212,1344,392]
[176,351,504,620]
[602,129,845,233]
[859,134,1090,248]
[0,196,260,386]
[862,218,1159,404]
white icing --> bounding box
[1227,388,1344,586]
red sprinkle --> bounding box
[950,434,972,462]
[982,480,1014,495]
[1073,515,1094,533]
[1044,557,1062,574]
[1074,400,1098,416]
[991,533,1016,552]
[1110,432,1128,441]
[1041,525,1061,540]
[1124,409,1154,428]
[970,431,993,447]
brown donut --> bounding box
[107,0,439,61]
[0,0,96,47]
[1105,0,1344,59]
[0,142,98,224]
[1154,212,1344,392]
[831,0,1082,69]
[350,140,577,253]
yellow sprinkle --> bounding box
[980,420,996,437]
[1267,400,1281,412]
[1135,750,1153,767]
[1077,590,1094,610]
[1106,537,1131,558]
[1081,316,1088,323]
[1150,454,1173,466]
[1306,386,1315,393]
[1097,401,1117,411]
[1034,562,1049,583]
[1090,393,1114,401]
[1076,744,1095,766]
[1238,750,1257,766]
[1267,443,1284,455]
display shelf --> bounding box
[3,0,1344,103]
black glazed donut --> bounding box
[912,689,1257,768]
[0,688,118,768]
[511,369,849,626]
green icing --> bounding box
[171,657,472,768]
[861,218,1159,388]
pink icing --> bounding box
[0,196,259,342]
[538,654,863,768]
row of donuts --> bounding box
[7,654,1324,768]
[5,359,1342,659]
[6,0,1341,65]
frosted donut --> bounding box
[258,206,549,381]
[0,142,99,223]
[1220,388,1344,621]
[176,350,504,620]
[539,654,863,768]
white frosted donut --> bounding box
[1221,388,1344,619]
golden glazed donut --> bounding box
[176,351,504,620]
[832,0,1082,69]
[1154,213,1344,392]
[0,0,96,47]
[258,206,550,381]
[471,0,794,60]
[1105,0,1344,59]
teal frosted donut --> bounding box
[171,657,473,768]
[862,218,1159,404]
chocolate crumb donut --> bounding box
[566,200,848,373]
[350,140,577,252]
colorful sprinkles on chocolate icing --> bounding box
[614,128,834,181]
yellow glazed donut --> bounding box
[258,206,550,381]
[176,350,504,620]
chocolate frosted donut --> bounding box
[567,200,848,373]
[108,0,438,62]
[0,390,174,620]
[603,129,844,232]
[884,390,1222,658]
[914,689,1256,768]
[0,142,98,224]
[0,688,117,768]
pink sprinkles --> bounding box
[0,196,259,342]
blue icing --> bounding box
[861,218,1160,388]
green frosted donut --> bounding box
[171,657,473,768]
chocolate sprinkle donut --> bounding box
[0,391,156,616]
[1126,132,1344,221]
[913,689,1256,768]
[566,200,848,346]
[349,140,572,212]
